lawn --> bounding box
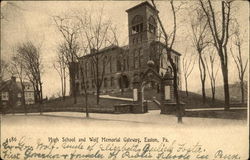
[1,90,247,120]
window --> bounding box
[90,66,93,76]
[123,59,126,71]
[175,56,179,71]
[104,78,108,88]
[85,62,88,77]
[134,50,139,69]
[2,92,9,100]
[81,81,84,89]
[92,80,95,88]
[111,77,114,87]
[17,101,21,106]
[131,15,143,35]
[117,59,121,72]
[148,16,156,34]
[18,93,22,98]
[110,56,112,73]
[138,48,143,67]
[86,81,89,89]
[149,24,156,33]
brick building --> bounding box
[74,1,181,95]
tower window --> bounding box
[149,24,156,33]
[139,48,143,67]
[148,16,156,34]
[131,15,143,35]
[132,23,143,34]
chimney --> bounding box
[11,76,16,82]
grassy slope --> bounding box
[201,82,248,103]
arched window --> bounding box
[132,15,143,35]
[117,59,121,72]
[85,62,88,77]
[138,48,143,67]
[110,77,114,87]
[148,16,156,34]
[92,79,95,88]
[110,56,112,73]
[123,58,126,71]
[134,50,139,69]
[86,81,89,89]
[104,78,108,88]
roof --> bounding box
[79,44,121,59]
[0,79,22,92]
[152,41,182,56]
[16,82,34,91]
[126,1,159,13]
[0,78,33,92]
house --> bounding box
[0,76,35,107]
[72,1,181,95]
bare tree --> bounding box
[8,56,26,105]
[78,11,116,105]
[199,0,233,109]
[53,46,68,100]
[0,59,9,80]
[53,14,81,104]
[151,0,184,123]
[204,48,220,102]
[16,41,43,104]
[190,8,210,103]
[182,49,195,96]
[7,54,27,114]
[230,24,248,103]
[78,46,90,118]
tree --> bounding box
[151,0,184,123]
[0,59,9,80]
[8,56,26,106]
[204,48,220,102]
[230,23,248,103]
[190,8,210,103]
[16,41,43,104]
[53,14,81,104]
[53,46,68,100]
[78,11,117,105]
[79,46,90,118]
[182,49,195,96]
[6,55,27,114]
[199,0,233,109]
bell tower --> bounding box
[126,1,158,47]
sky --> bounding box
[1,0,249,98]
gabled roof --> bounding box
[0,79,22,92]
[126,1,159,13]
[0,79,33,92]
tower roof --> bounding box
[126,1,159,13]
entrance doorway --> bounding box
[119,75,129,89]
[141,80,161,110]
